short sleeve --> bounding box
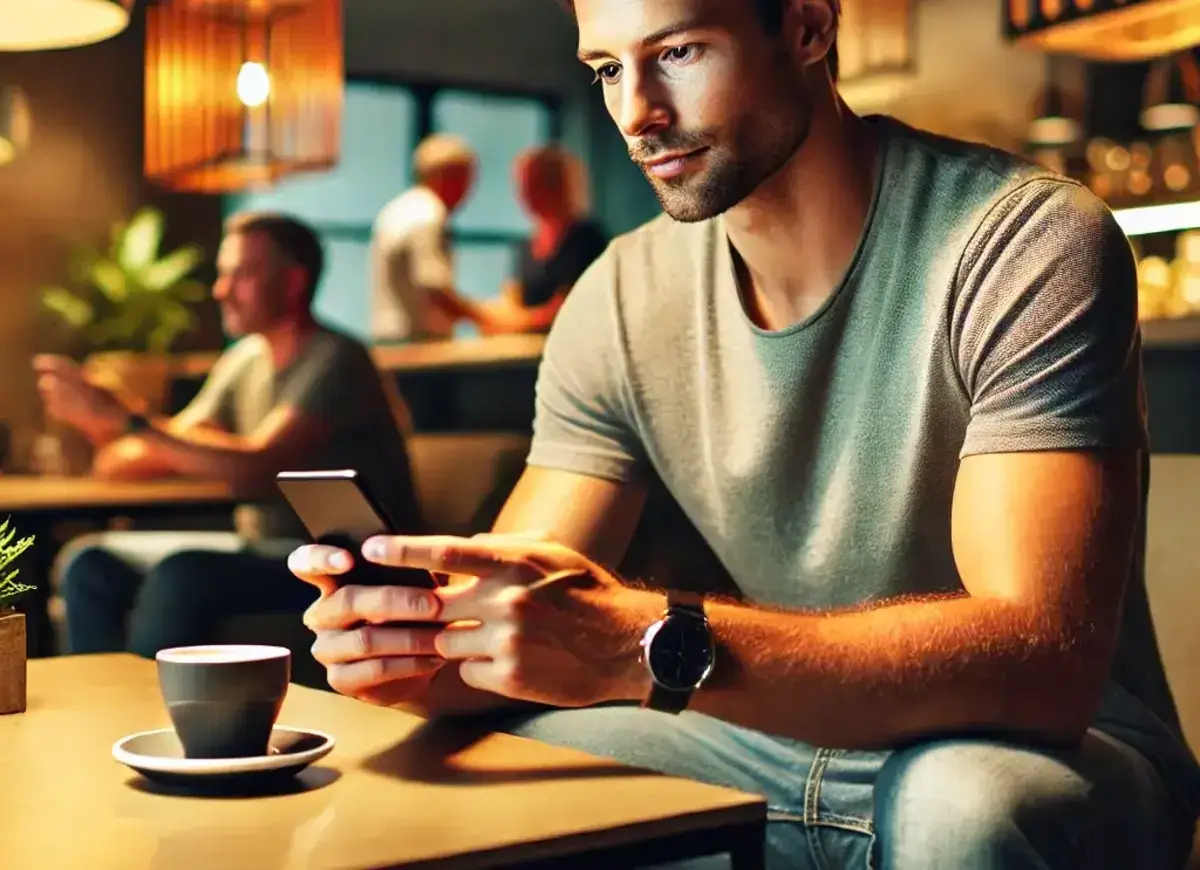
[952,179,1146,458]
[277,334,380,427]
[170,340,251,430]
[526,251,647,483]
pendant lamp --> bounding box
[0,0,133,52]
[144,0,343,192]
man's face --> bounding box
[575,0,814,222]
[429,165,475,212]
[212,231,291,337]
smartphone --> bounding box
[276,469,436,589]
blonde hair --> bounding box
[519,145,591,218]
[413,133,476,181]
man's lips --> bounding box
[638,147,709,179]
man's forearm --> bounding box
[139,424,271,488]
[671,593,1112,750]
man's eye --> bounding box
[593,63,621,85]
[661,44,699,64]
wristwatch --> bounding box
[640,590,715,714]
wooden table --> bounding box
[0,476,235,513]
[2,655,767,869]
[0,476,240,657]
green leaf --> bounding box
[174,280,208,303]
[119,207,165,272]
[40,286,94,327]
[141,245,202,293]
[87,259,128,302]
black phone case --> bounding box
[276,471,436,589]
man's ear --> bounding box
[783,0,837,71]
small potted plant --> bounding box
[39,205,207,414]
[0,518,36,715]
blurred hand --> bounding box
[290,533,661,709]
[32,355,130,444]
[91,435,168,480]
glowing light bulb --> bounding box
[237,62,270,108]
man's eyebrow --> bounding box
[577,21,701,62]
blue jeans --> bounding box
[491,683,1199,869]
[56,532,316,658]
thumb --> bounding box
[287,544,353,598]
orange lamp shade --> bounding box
[144,0,343,192]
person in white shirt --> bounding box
[370,134,476,342]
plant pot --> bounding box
[83,351,175,416]
[0,610,26,715]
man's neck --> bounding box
[723,96,879,331]
[259,314,319,371]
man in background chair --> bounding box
[36,211,421,658]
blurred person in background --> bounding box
[371,133,476,343]
[35,211,421,658]
[434,145,609,335]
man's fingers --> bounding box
[288,544,354,597]
[361,534,535,579]
[304,583,444,631]
[324,657,443,699]
[311,626,441,664]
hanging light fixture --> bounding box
[144,0,343,193]
[1141,51,1200,133]
[1004,0,1200,62]
[0,0,133,52]
[0,87,32,166]
[1027,56,1082,148]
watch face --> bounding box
[646,613,714,693]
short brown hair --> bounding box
[224,211,325,301]
[554,0,839,81]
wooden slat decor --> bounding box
[143,0,343,192]
[1004,0,1200,62]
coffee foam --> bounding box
[157,644,290,665]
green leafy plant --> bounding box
[40,206,207,355]
[0,519,35,611]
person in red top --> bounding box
[433,145,609,335]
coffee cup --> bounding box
[156,645,291,759]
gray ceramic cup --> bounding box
[156,645,291,759]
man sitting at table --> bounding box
[35,211,422,658]
[287,0,1200,868]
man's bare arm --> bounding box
[121,407,332,493]
[419,466,647,716]
[672,449,1137,749]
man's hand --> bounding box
[291,533,662,709]
[92,435,177,480]
[33,355,132,444]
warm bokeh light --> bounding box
[0,86,32,166]
[0,0,132,51]
[236,62,271,108]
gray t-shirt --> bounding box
[528,117,1196,791]
[180,327,421,540]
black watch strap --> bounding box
[643,589,709,715]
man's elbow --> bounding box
[1005,648,1114,748]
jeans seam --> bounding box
[804,748,836,870]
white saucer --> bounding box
[113,726,335,789]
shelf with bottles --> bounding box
[1133,229,1200,345]
[1032,130,1200,238]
